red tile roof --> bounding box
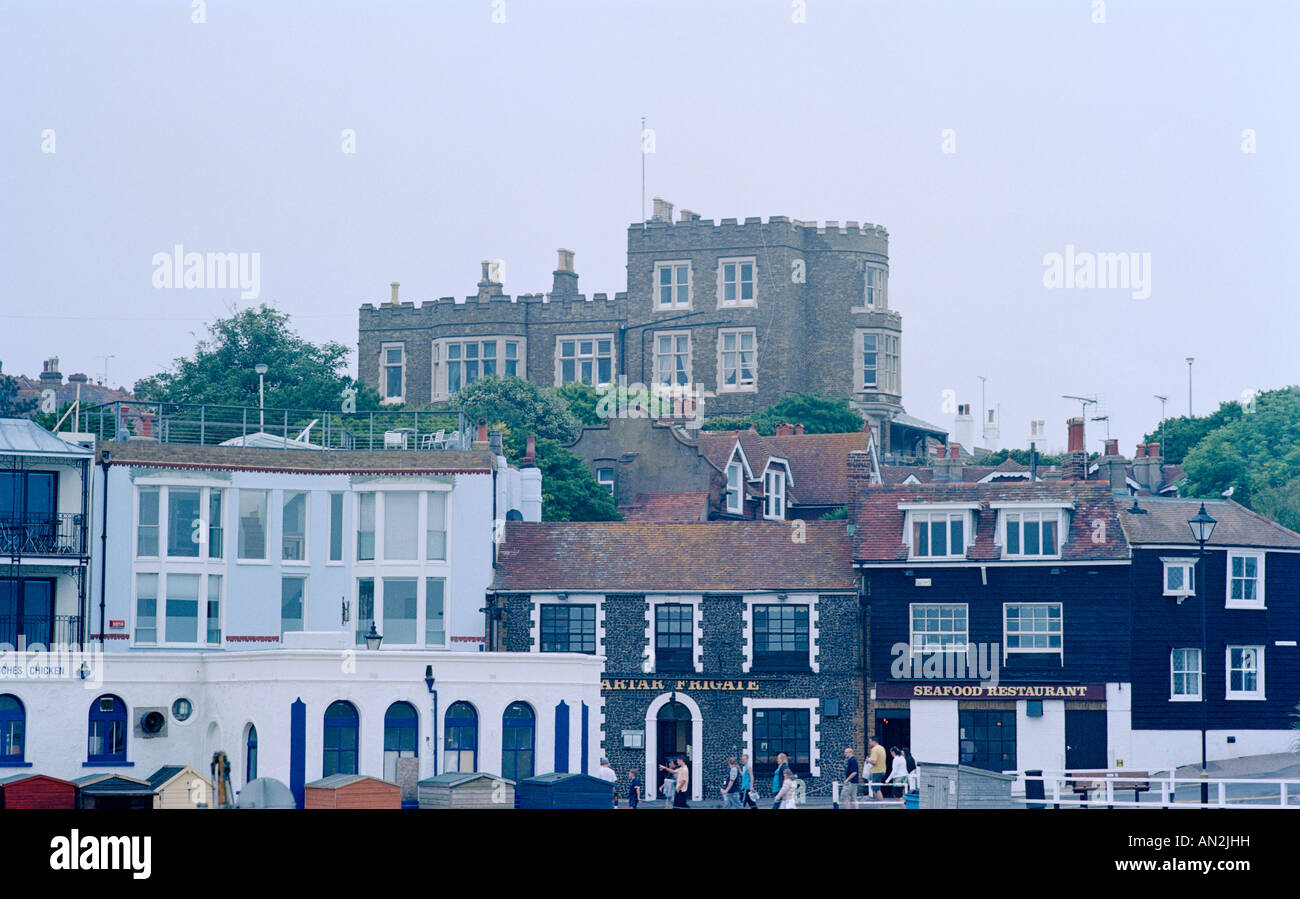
[495,521,857,592]
[853,482,1129,563]
[765,431,870,505]
[618,492,710,523]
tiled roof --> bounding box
[765,431,870,505]
[853,481,1129,563]
[98,442,495,474]
[146,765,187,790]
[495,521,857,592]
[618,492,710,523]
[1118,497,1300,549]
[689,431,742,473]
[880,467,934,485]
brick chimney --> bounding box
[552,248,579,297]
[390,282,400,305]
[775,423,795,436]
[1133,442,1164,493]
[1098,441,1128,495]
[39,356,62,389]
[1104,438,1118,456]
[473,418,489,450]
[1135,443,1147,458]
[794,424,805,436]
[523,435,536,466]
[1067,417,1085,453]
[949,444,961,460]
[1060,417,1088,480]
[652,197,674,222]
[477,261,503,299]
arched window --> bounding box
[443,701,478,773]
[383,702,418,782]
[88,694,127,763]
[501,701,535,782]
[323,701,359,776]
[245,724,258,784]
[0,694,25,764]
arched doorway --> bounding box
[644,692,703,802]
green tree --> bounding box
[1144,400,1244,464]
[700,415,755,432]
[133,305,381,411]
[503,432,621,522]
[978,448,1065,467]
[550,382,603,428]
[456,375,580,443]
[1181,386,1300,532]
[0,373,35,417]
[749,393,865,435]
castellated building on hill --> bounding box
[358,199,947,457]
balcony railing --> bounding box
[0,513,88,557]
[80,401,474,452]
[0,615,82,650]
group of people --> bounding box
[840,737,919,807]
[592,738,919,809]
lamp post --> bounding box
[425,665,438,777]
[254,363,268,431]
[1185,357,1194,417]
[1187,502,1217,806]
[364,621,382,651]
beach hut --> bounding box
[0,774,77,809]
[515,772,614,810]
[146,765,214,809]
[304,774,401,809]
[75,773,155,810]
[417,772,515,810]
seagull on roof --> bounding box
[1221,486,1235,498]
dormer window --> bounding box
[1002,510,1062,558]
[764,470,786,520]
[726,462,743,514]
[910,511,966,559]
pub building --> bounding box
[489,520,862,802]
[851,465,1134,780]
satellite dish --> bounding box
[236,777,296,809]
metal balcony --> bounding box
[0,513,88,557]
[0,614,83,650]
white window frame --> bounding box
[327,492,345,565]
[236,488,271,563]
[353,485,454,568]
[763,469,786,520]
[864,265,888,309]
[380,342,405,405]
[653,330,692,388]
[716,256,757,308]
[742,697,822,779]
[725,461,744,515]
[909,603,969,654]
[741,593,820,674]
[856,329,900,394]
[1161,557,1197,598]
[281,490,310,565]
[529,594,605,656]
[1002,603,1062,655]
[554,333,615,387]
[653,261,692,310]
[903,508,972,560]
[596,467,614,494]
[280,574,308,638]
[1225,551,1265,609]
[1225,645,1265,700]
[1170,647,1202,701]
[644,595,704,674]
[996,506,1070,560]
[431,336,525,400]
[717,327,757,393]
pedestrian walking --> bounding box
[674,757,690,808]
[739,753,757,808]
[770,752,789,810]
[867,736,887,801]
[885,746,909,799]
[903,748,919,793]
[839,746,860,808]
[720,756,742,808]
[658,759,677,808]
[628,769,641,809]
[774,767,798,809]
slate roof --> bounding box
[618,493,710,523]
[0,419,94,457]
[495,521,856,592]
[1118,497,1300,549]
[74,773,154,794]
[853,481,1129,563]
[145,765,188,790]
[98,442,494,474]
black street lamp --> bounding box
[364,621,383,651]
[1187,502,1217,806]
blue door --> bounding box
[1065,710,1107,770]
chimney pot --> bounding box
[480,261,492,283]
[1067,417,1085,453]
[775,423,794,436]
[557,248,575,272]
[1104,438,1119,456]
[1147,442,1161,458]
[652,197,674,222]
[524,435,536,466]
[949,444,960,460]
[794,424,805,435]
[390,282,400,304]
[1135,444,1146,458]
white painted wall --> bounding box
[1015,699,1066,789]
[909,699,959,764]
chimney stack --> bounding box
[523,435,536,466]
[794,424,805,436]
[473,418,489,449]
[652,197,674,222]
[1104,438,1118,456]
[1135,443,1147,458]
[949,444,961,460]
[1067,417,1085,453]
[488,429,504,457]
[775,423,794,436]
[954,403,974,450]
[390,282,400,305]
[679,209,700,223]
[552,248,579,296]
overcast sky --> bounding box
[3,0,1296,454]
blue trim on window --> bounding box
[0,761,33,768]
[82,761,135,768]
[86,693,127,764]
[501,701,535,783]
[290,698,306,809]
[554,700,569,773]
[0,693,26,766]
[323,700,360,777]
